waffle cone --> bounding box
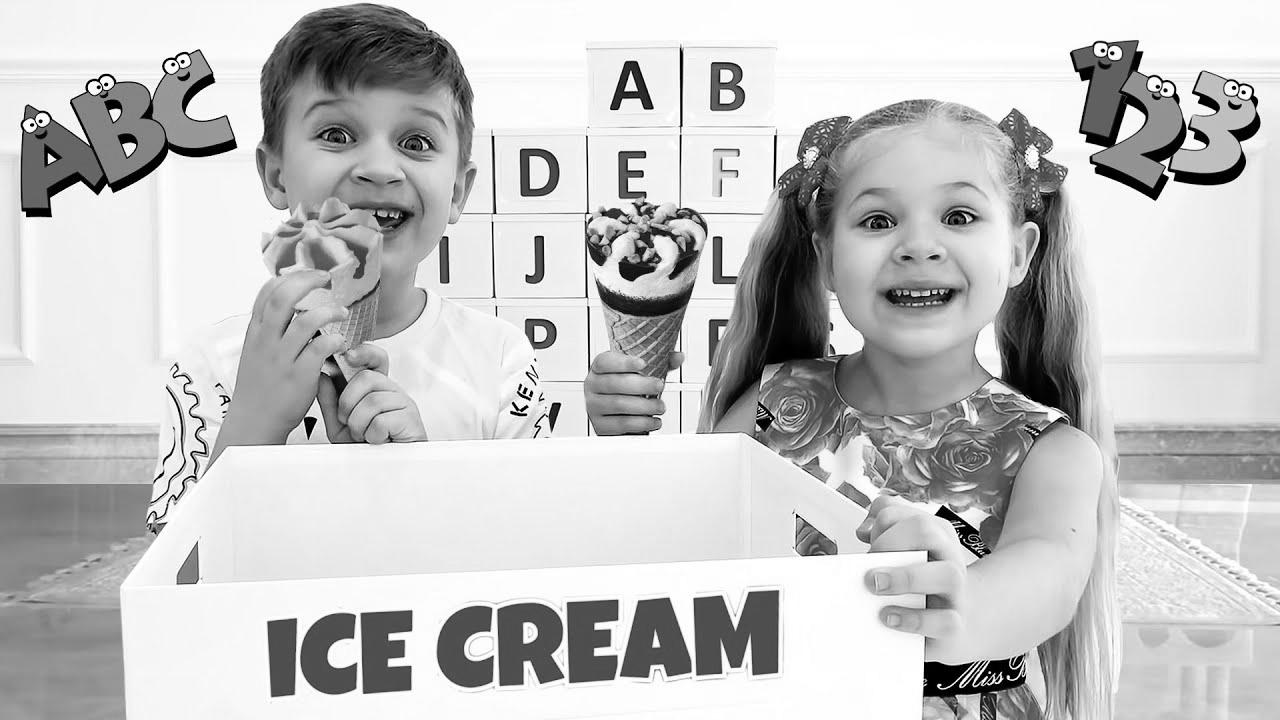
[319,284,379,349]
[600,301,686,378]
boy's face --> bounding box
[257,72,476,283]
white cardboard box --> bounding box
[493,214,587,298]
[587,41,682,128]
[587,127,681,211]
[121,435,923,719]
[681,128,776,214]
[494,129,587,214]
[681,46,777,128]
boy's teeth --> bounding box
[372,208,403,219]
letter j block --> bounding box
[681,45,776,127]
[681,128,775,214]
[494,129,586,214]
[587,42,681,128]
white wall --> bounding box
[1,0,1277,427]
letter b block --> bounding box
[587,42,681,128]
[681,46,776,127]
[494,129,586,214]
[681,128,775,214]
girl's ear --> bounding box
[256,142,289,211]
[1009,220,1041,287]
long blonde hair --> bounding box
[700,99,1119,719]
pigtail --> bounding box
[997,189,1120,719]
[699,191,830,431]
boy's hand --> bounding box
[858,495,970,656]
[223,270,349,445]
[316,344,428,445]
[584,350,682,435]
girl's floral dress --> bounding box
[753,356,1068,720]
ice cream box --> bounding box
[121,434,924,719]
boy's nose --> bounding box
[351,145,405,186]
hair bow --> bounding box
[997,109,1067,214]
[776,115,854,210]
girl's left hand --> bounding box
[857,495,970,651]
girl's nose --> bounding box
[351,143,405,186]
[893,224,947,263]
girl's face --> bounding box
[825,124,1038,361]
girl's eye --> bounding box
[943,209,976,226]
[319,127,352,144]
[401,134,432,153]
[860,213,895,231]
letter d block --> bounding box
[587,127,680,211]
[494,129,586,214]
[681,46,776,127]
[417,215,494,298]
[496,306,588,381]
[493,215,586,298]
[587,42,681,128]
[681,128,775,214]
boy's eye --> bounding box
[943,209,976,226]
[401,134,433,153]
[859,213,895,231]
[318,127,352,144]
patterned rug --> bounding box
[5,499,1280,624]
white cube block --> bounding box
[493,215,586,298]
[587,42,681,128]
[588,302,683,379]
[541,381,589,438]
[456,299,497,317]
[694,214,759,299]
[463,128,494,214]
[653,389,681,435]
[681,46,777,127]
[587,127,681,211]
[494,129,586,213]
[497,305,588,382]
[681,391,703,434]
[681,128,776,214]
[680,300,734,384]
[775,129,803,183]
[417,215,493,298]
[828,301,863,357]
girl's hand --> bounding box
[316,344,428,444]
[858,495,971,656]
[584,350,682,435]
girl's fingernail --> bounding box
[870,571,890,593]
[884,612,902,628]
[657,402,666,414]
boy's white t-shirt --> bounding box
[147,290,550,531]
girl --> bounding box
[585,100,1119,719]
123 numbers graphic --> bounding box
[1072,40,1260,199]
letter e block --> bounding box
[587,42,681,128]
[681,46,776,127]
[587,127,680,211]
[494,129,586,213]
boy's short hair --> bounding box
[259,3,475,165]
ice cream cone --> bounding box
[599,293,690,378]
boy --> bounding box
[147,4,550,533]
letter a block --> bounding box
[494,129,586,214]
[681,128,775,214]
[587,42,681,128]
[587,127,680,211]
[681,46,776,127]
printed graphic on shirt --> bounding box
[149,362,212,528]
[511,360,551,437]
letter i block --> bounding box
[494,129,586,214]
[587,127,680,211]
[828,301,863,356]
[681,46,776,127]
[416,216,494,298]
[493,215,586,298]
[681,128,775,214]
[693,214,759,299]
[464,128,494,214]
[680,300,734,384]
[541,381,589,437]
[775,128,803,182]
[588,302,682,377]
[496,305,588,382]
[587,42,682,128]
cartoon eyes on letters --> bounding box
[1092,41,1124,64]
[162,53,193,77]
[21,111,51,134]
[1143,75,1176,100]
[85,74,117,97]
[1222,80,1254,105]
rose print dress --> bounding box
[753,357,1068,720]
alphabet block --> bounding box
[653,389,681,435]
[463,128,494,214]
[541,381,589,438]
[587,127,680,211]
[681,128,775,214]
[497,305,588,382]
[493,215,586,298]
[681,46,776,127]
[681,392,703,435]
[680,301,734,384]
[494,129,586,214]
[775,129,802,182]
[588,302,682,378]
[586,42,681,128]
[416,216,494,298]
[693,214,759,299]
